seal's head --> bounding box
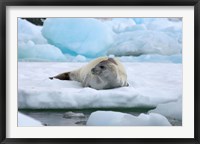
[91,58,118,79]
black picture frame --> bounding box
[0,0,199,143]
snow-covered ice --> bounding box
[18,62,182,109]
[86,111,171,126]
[18,112,43,126]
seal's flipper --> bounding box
[49,72,71,80]
[49,77,54,80]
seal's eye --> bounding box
[100,66,105,69]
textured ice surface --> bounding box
[42,18,114,57]
[18,62,182,109]
[86,111,171,126]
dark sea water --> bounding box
[19,108,182,126]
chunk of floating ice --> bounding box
[18,112,43,126]
[149,97,182,120]
[18,62,182,109]
[86,111,171,126]
[63,111,85,118]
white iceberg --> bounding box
[107,30,181,56]
[18,18,47,44]
[149,97,182,120]
[18,18,66,61]
[86,111,171,126]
